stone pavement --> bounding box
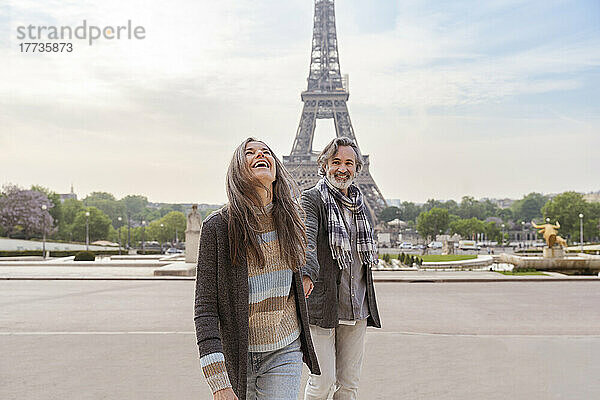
[1,280,599,399]
[1,261,598,282]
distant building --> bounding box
[59,184,77,202]
[482,197,515,209]
[584,192,600,203]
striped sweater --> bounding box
[199,203,300,393]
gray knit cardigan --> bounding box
[194,209,320,400]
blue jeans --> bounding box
[246,336,303,400]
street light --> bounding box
[142,220,146,255]
[85,211,90,251]
[41,204,47,259]
[579,213,584,253]
[160,223,165,253]
[117,216,123,255]
[501,224,505,249]
[521,221,525,248]
[127,213,131,250]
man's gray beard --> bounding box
[326,172,354,191]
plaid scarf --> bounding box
[317,178,378,270]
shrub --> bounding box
[399,252,405,263]
[382,253,391,263]
[74,251,95,261]
[0,250,120,258]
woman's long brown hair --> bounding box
[224,137,306,271]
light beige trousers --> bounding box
[304,319,367,400]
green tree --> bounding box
[71,207,112,242]
[84,192,125,227]
[57,198,84,241]
[422,199,443,213]
[458,196,485,219]
[400,201,421,223]
[511,192,548,222]
[61,199,84,225]
[145,211,187,245]
[484,221,502,243]
[481,199,500,219]
[85,192,116,202]
[542,192,599,243]
[449,217,486,239]
[439,199,459,216]
[416,207,449,241]
[497,208,513,222]
[121,195,148,221]
[378,206,400,223]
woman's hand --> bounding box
[214,388,238,400]
[302,275,314,298]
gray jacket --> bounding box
[301,187,382,329]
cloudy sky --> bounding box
[1,0,599,204]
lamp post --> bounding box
[127,213,131,250]
[160,223,165,253]
[117,216,123,255]
[579,213,584,253]
[41,204,47,259]
[501,224,505,250]
[521,221,525,248]
[85,211,90,251]
[142,220,146,255]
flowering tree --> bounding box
[0,184,54,238]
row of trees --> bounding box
[0,185,209,247]
[380,193,550,226]
[381,192,600,244]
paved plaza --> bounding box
[1,280,599,399]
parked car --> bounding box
[428,241,443,249]
[458,240,480,250]
[165,247,183,254]
[414,244,426,250]
[400,242,413,249]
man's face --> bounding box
[325,145,356,191]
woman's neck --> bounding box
[255,186,273,207]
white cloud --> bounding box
[1,0,598,203]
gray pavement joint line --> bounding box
[377,331,600,338]
[0,331,195,335]
[1,331,599,338]
[0,276,599,282]
[0,282,158,308]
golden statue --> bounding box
[531,220,568,248]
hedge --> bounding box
[74,251,96,261]
[1,250,121,257]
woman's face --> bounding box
[244,141,276,188]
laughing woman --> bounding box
[194,138,320,400]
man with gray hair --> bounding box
[301,137,381,400]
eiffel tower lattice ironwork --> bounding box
[283,0,387,218]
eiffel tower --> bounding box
[283,0,387,219]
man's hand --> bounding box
[302,275,314,298]
[214,388,238,400]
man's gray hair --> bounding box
[317,137,364,177]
